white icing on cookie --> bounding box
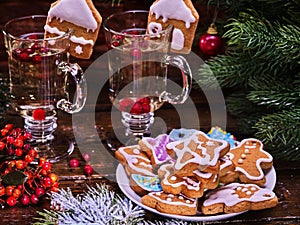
[160,164,201,191]
[75,45,83,54]
[118,145,154,176]
[232,139,273,180]
[150,0,196,28]
[149,191,197,207]
[166,131,228,171]
[44,25,95,46]
[48,0,98,32]
[148,22,162,34]
[171,28,184,50]
[203,183,276,207]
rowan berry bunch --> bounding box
[0,124,59,208]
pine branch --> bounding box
[224,10,300,63]
[254,108,300,160]
[33,184,202,225]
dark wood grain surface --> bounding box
[0,1,300,224]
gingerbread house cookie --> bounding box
[44,0,102,59]
[147,0,199,54]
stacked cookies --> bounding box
[115,129,278,216]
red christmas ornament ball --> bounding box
[199,24,223,56]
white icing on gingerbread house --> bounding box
[48,0,98,32]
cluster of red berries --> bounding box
[0,124,58,207]
[69,153,93,177]
[119,97,151,114]
[11,35,48,64]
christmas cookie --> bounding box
[138,134,173,166]
[169,128,198,141]
[193,169,219,190]
[230,138,273,187]
[219,153,238,185]
[115,145,154,176]
[141,191,198,215]
[207,126,236,148]
[202,183,278,214]
[158,164,205,198]
[147,0,199,54]
[166,131,230,175]
[44,0,102,59]
[130,174,162,196]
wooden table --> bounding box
[0,1,300,224]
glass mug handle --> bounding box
[160,55,192,104]
[56,62,87,113]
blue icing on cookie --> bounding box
[169,128,198,141]
[207,126,236,148]
[131,174,162,192]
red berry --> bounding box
[39,157,47,166]
[43,177,52,187]
[19,52,30,62]
[1,128,9,136]
[32,54,42,64]
[119,98,134,112]
[29,148,38,157]
[42,162,52,171]
[0,141,5,151]
[24,47,34,55]
[20,194,30,205]
[16,160,26,169]
[32,108,46,120]
[25,154,34,163]
[30,194,39,204]
[23,132,32,141]
[6,136,15,143]
[7,148,15,155]
[111,41,120,47]
[130,48,142,60]
[84,164,93,176]
[35,187,46,198]
[13,188,21,198]
[82,152,90,162]
[69,158,80,168]
[14,138,24,148]
[7,196,17,206]
[137,97,150,105]
[15,148,23,157]
[5,124,13,131]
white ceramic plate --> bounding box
[116,164,276,222]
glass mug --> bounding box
[103,10,192,140]
[2,15,87,162]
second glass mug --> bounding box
[2,15,87,162]
[103,10,192,142]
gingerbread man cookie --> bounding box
[147,0,199,54]
[230,138,273,187]
[202,183,278,214]
[44,0,102,59]
[141,191,198,216]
